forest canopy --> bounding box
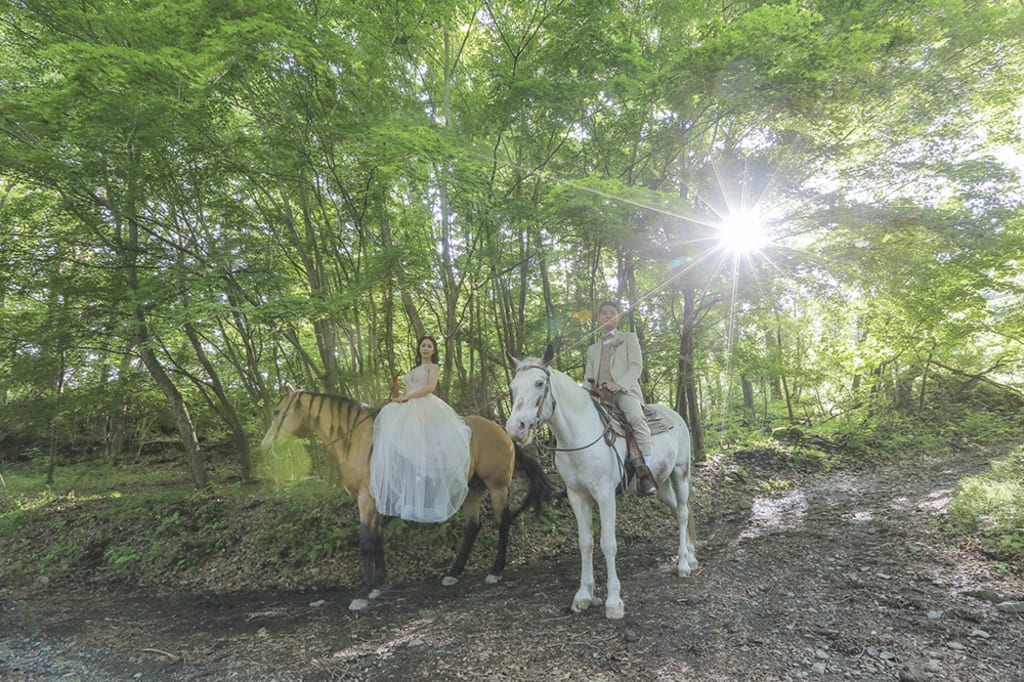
[1,0,1022,485]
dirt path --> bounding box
[3,446,1023,681]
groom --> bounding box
[583,300,657,496]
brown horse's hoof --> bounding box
[348,587,383,611]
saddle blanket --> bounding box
[606,406,674,439]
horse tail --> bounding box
[509,443,558,519]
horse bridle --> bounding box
[513,364,613,454]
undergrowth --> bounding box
[0,456,537,591]
[946,448,1024,566]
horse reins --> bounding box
[514,364,614,454]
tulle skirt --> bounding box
[370,394,471,522]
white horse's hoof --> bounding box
[441,575,459,587]
[572,595,602,613]
[678,557,698,577]
[605,601,625,620]
[484,574,501,585]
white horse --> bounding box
[505,345,697,619]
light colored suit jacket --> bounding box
[583,331,644,400]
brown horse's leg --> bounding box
[350,498,385,611]
[442,482,485,586]
[362,522,385,583]
[485,487,511,583]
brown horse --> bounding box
[259,386,555,611]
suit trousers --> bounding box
[614,392,652,458]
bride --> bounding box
[370,335,471,522]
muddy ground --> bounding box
[2,446,1023,681]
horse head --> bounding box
[505,344,556,445]
[259,386,308,452]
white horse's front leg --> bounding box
[567,491,600,613]
[673,467,699,576]
[595,492,623,619]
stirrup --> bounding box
[634,463,657,496]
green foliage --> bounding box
[791,371,1024,461]
[250,494,358,569]
[758,478,794,493]
[729,441,841,477]
[1,0,1022,506]
[947,450,1024,563]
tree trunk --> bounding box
[437,21,461,401]
[896,374,914,409]
[539,232,556,354]
[766,329,783,400]
[103,353,133,462]
[379,201,398,379]
[124,171,206,488]
[184,323,253,481]
[219,290,269,404]
[919,343,936,410]
[741,376,755,422]
[781,375,795,423]
[677,287,705,462]
[277,185,340,392]
[620,249,650,400]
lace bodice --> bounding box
[403,364,434,393]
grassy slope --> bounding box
[0,454,582,593]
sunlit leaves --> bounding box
[1,0,1023,455]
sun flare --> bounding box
[717,210,768,255]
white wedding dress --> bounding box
[370,364,471,522]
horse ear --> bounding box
[506,352,520,370]
[542,344,555,366]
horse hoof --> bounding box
[441,575,459,587]
[678,558,698,577]
[571,595,602,613]
[349,586,384,611]
[605,602,625,620]
[484,574,501,585]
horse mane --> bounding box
[290,390,381,417]
[275,390,380,445]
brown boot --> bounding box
[634,463,657,496]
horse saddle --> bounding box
[588,385,670,495]
[587,385,674,441]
